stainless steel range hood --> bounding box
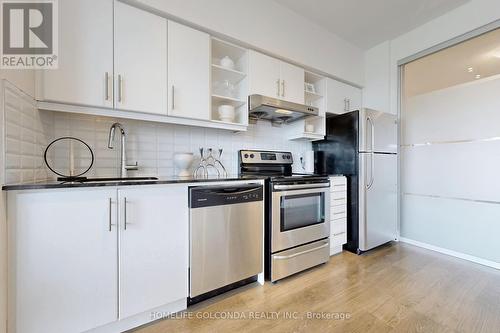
[248,95,318,125]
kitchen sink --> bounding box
[75,177,159,183]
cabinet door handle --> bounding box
[108,198,112,232]
[347,98,351,111]
[343,98,347,111]
[117,74,123,103]
[171,85,175,110]
[105,72,110,101]
[124,197,128,230]
[276,79,280,97]
[281,80,285,97]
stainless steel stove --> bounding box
[239,150,330,282]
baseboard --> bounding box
[89,298,187,333]
[330,244,343,256]
[399,237,500,270]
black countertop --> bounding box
[2,175,267,191]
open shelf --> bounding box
[211,38,248,73]
[210,37,249,126]
[210,119,247,126]
[211,64,246,85]
[305,71,325,84]
[305,90,323,102]
[211,94,247,107]
[289,132,324,141]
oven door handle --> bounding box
[274,183,329,191]
[273,242,329,260]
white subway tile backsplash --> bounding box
[2,82,53,184]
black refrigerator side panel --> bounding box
[313,111,360,253]
[313,111,359,176]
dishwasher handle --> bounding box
[206,186,261,196]
[190,184,263,208]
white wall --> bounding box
[363,41,390,112]
[133,0,364,86]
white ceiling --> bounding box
[404,27,500,97]
[274,0,470,49]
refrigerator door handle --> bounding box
[367,152,374,189]
[367,116,375,152]
[366,116,375,189]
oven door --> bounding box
[271,184,330,253]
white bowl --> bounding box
[174,153,194,177]
[218,104,235,122]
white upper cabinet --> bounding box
[249,51,305,104]
[326,78,362,114]
[118,185,188,319]
[248,51,281,99]
[279,62,305,104]
[36,0,114,107]
[167,21,210,120]
[9,188,118,333]
[114,1,167,115]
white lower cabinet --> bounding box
[8,185,188,333]
[118,186,187,319]
[8,189,119,333]
[330,176,348,255]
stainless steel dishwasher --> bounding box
[189,183,263,304]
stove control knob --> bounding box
[282,154,286,159]
[250,154,255,158]
[244,153,249,158]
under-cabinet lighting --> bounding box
[275,109,293,115]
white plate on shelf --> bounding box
[218,104,235,122]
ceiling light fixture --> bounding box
[467,67,473,72]
[490,48,500,58]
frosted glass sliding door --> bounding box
[401,72,500,265]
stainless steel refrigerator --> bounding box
[313,109,398,254]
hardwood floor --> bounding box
[133,243,500,333]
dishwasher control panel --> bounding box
[190,184,263,208]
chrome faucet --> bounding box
[107,123,138,178]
